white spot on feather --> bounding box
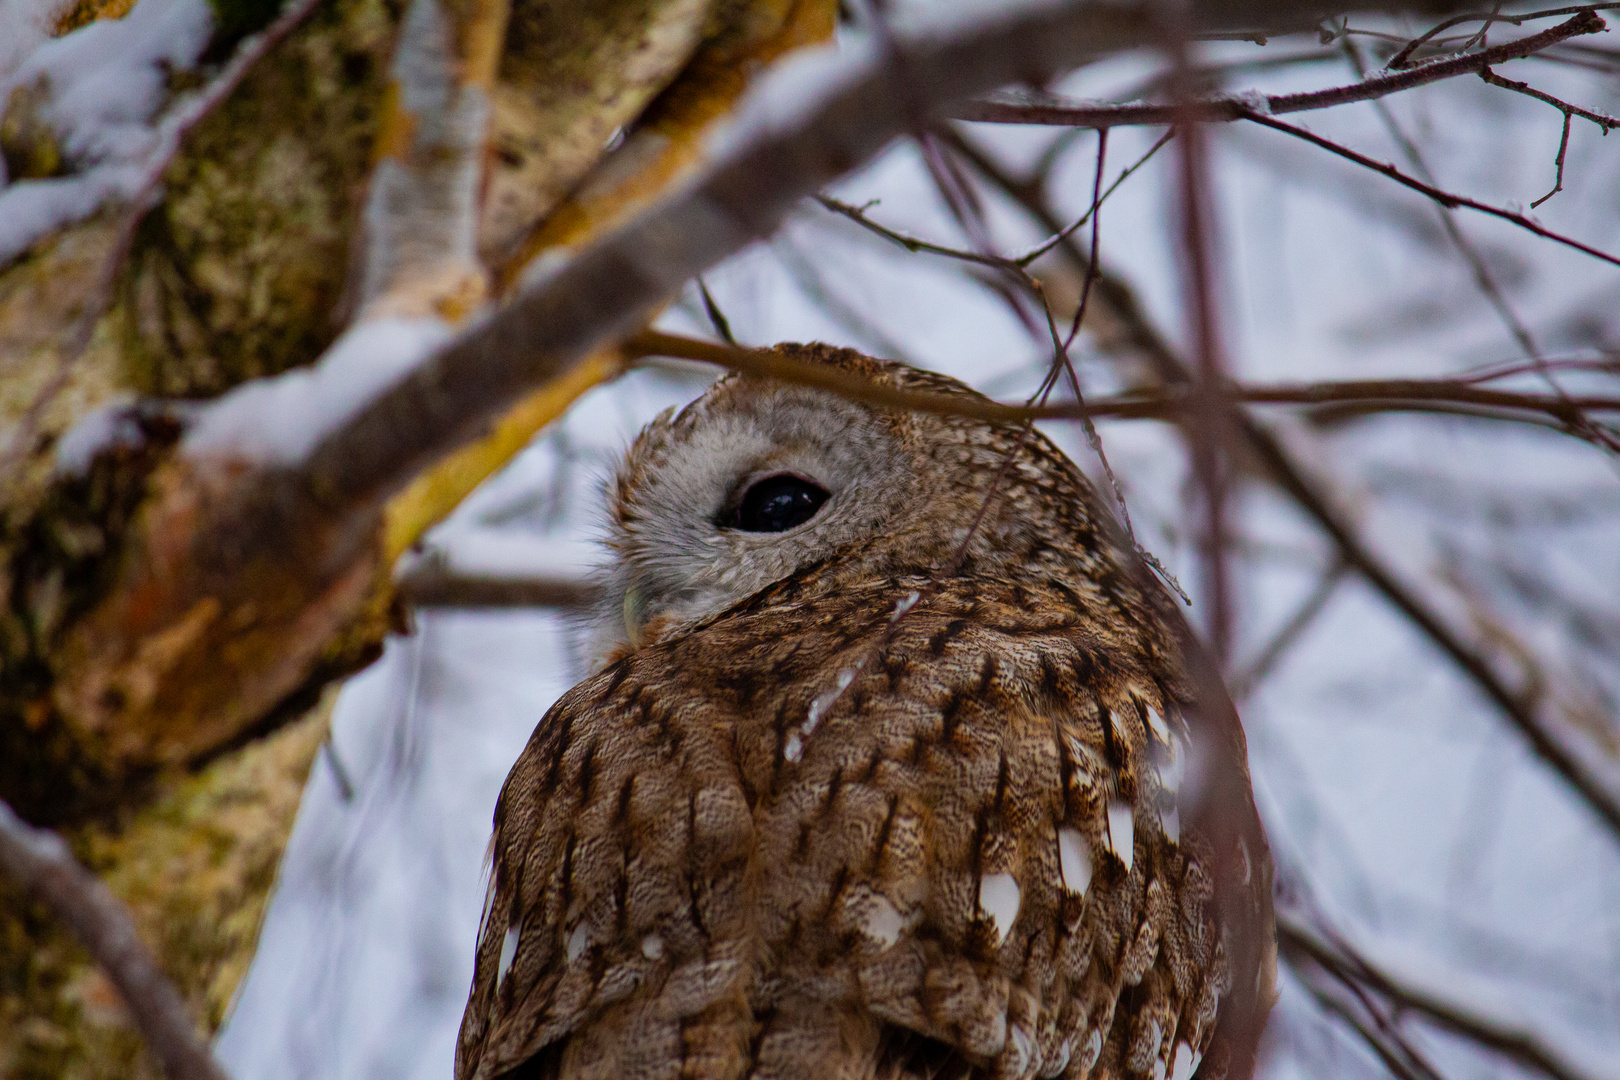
[566,923,589,963]
[891,590,921,621]
[1145,704,1170,744]
[1041,1036,1072,1078]
[495,925,519,991]
[978,872,1021,943]
[1158,735,1186,794]
[804,667,857,736]
[1169,1042,1202,1080]
[784,732,803,763]
[1078,1029,1103,1070]
[641,934,665,960]
[1239,836,1252,885]
[1107,800,1135,872]
[861,894,904,947]
[1162,805,1181,845]
[1006,1024,1036,1075]
[1057,828,1092,897]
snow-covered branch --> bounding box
[181,0,1486,506]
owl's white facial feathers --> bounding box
[596,381,915,660]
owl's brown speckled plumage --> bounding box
[456,345,1275,1080]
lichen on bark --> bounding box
[118,0,403,397]
[0,694,332,1080]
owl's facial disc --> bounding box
[600,383,911,659]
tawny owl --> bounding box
[455,344,1275,1080]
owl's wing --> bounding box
[747,591,1259,1080]
[454,659,760,1080]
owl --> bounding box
[455,344,1275,1080]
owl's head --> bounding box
[595,343,1117,661]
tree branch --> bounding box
[0,801,230,1080]
[394,564,599,609]
[952,10,1605,128]
[1244,110,1620,270]
[181,0,1492,503]
[628,330,1620,427]
[1279,915,1606,1080]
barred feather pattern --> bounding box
[454,346,1273,1080]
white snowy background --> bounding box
[7,1,1620,1077]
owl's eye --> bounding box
[725,474,829,533]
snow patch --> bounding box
[53,396,141,474]
[1224,88,1273,116]
[183,316,454,465]
[708,0,1070,160]
[0,0,214,259]
[0,0,74,81]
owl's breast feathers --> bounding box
[457,574,1274,1080]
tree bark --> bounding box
[0,0,834,1072]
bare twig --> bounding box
[1344,35,1620,453]
[1243,111,1620,270]
[1229,560,1349,698]
[1279,915,1606,1080]
[1532,109,1577,206]
[1172,34,1237,665]
[696,277,739,346]
[1478,64,1620,207]
[0,801,230,1080]
[622,336,1620,427]
[1386,2,1620,68]
[394,565,599,608]
[951,11,1606,129]
[1458,1,1506,52]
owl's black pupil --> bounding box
[730,475,829,533]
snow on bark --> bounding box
[182,316,454,465]
[0,0,214,259]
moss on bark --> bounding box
[0,695,332,1079]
